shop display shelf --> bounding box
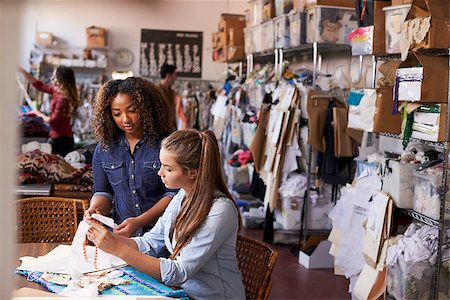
[400,209,441,228]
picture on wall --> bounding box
[140,29,203,78]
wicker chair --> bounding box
[236,235,279,300]
[16,197,87,243]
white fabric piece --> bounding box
[334,174,382,278]
[386,224,438,266]
[64,150,86,169]
[21,141,52,155]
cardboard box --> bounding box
[372,87,402,134]
[212,46,245,62]
[218,14,245,33]
[404,0,449,51]
[35,32,53,46]
[86,26,107,48]
[275,0,294,16]
[392,0,414,5]
[218,14,245,46]
[212,32,220,48]
[263,0,276,20]
[228,27,244,46]
[305,0,354,8]
[227,45,245,61]
[215,32,227,48]
[396,53,448,103]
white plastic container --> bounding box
[289,10,306,47]
[260,19,274,51]
[383,4,411,54]
[249,0,264,26]
[252,24,263,53]
[306,5,358,44]
[413,168,449,220]
[382,160,416,209]
[274,14,290,48]
[244,27,254,54]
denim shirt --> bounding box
[133,189,245,300]
[92,134,176,236]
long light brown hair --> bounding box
[53,66,80,118]
[161,129,241,259]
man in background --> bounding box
[156,64,177,130]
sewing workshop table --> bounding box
[15,243,60,291]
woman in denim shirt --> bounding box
[85,77,176,237]
[86,129,245,299]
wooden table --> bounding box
[15,243,60,291]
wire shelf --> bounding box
[378,132,448,149]
[400,209,441,228]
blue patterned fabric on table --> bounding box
[16,266,189,299]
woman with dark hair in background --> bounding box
[18,65,80,156]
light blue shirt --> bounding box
[133,189,246,300]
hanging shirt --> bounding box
[92,134,176,236]
[32,80,73,139]
[133,189,246,300]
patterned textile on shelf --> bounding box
[17,149,93,186]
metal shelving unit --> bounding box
[374,49,450,300]
[378,132,447,149]
[245,43,352,247]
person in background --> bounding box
[85,77,176,237]
[86,129,245,299]
[17,66,80,157]
[156,63,177,130]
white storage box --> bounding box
[383,4,411,54]
[261,19,274,51]
[306,5,358,44]
[274,14,290,48]
[249,0,264,26]
[274,196,304,230]
[244,27,254,54]
[252,24,263,53]
[289,11,307,47]
[84,59,97,68]
[71,58,85,67]
[413,168,449,220]
[59,58,72,67]
[382,160,416,209]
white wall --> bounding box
[16,0,247,81]
[0,0,21,298]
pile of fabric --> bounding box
[17,149,93,187]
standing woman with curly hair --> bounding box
[85,77,176,237]
[17,65,80,156]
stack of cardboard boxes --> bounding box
[212,14,246,62]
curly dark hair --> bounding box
[92,77,175,146]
